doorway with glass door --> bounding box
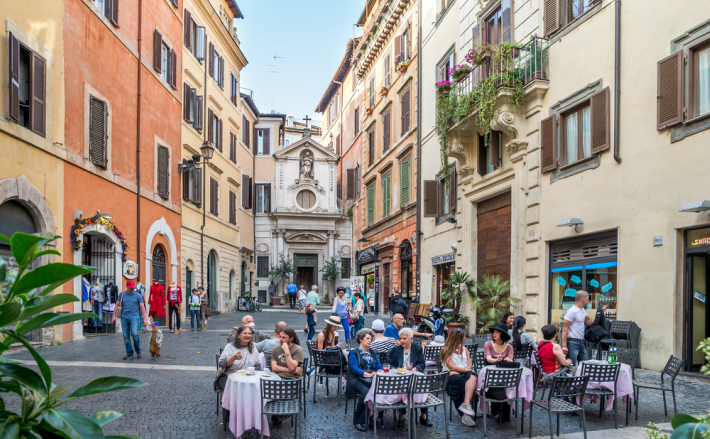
[685,226,710,371]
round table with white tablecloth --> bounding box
[476,366,535,414]
[364,370,429,417]
[575,361,633,410]
[222,371,280,438]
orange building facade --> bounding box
[61,0,183,340]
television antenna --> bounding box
[266,54,285,112]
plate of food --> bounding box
[395,368,408,374]
[261,372,274,378]
[237,369,247,374]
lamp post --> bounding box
[199,141,214,291]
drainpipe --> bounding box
[613,0,622,163]
[201,32,208,289]
[136,0,142,282]
[415,0,422,299]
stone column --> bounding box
[327,231,335,261]
[277,229,285,258]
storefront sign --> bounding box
[123,260,138,279]
[357,246,378,264]
[691,237,710,247]
[431,252,456,266]
[687,227,710,248]
[361,263,376,275]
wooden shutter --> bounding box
[590,87,610,153]
[209,178,216,215]
[189,88,196,123]
[249,177,254,212]
[105,0,119,26]
[183,83,190,121]
[89,96,107,167]
[382,176,390,217]
[263,129,270,155]
[478,134,487,176]
[346,168,355,199]
[219,56,225,89]
[383,112,391,152]
[195,95,203,131]
[490,130,500,169]
[208,43,214,78]
[368,129,375,167]
[157,145,169,199]
[367,186,375,225]
[182,166,190,201]
[401,90,410,135]
[153,30,162,72]
[184,9,191,49]
[207,109,213,143]
[354,107,359,135]
[30,52,46,137]
[394,35,402,66]
[170,49,177,89]
[8,32,20,122]
[219,117,224,151]
[449,166,457,213]
[242,174,249,207]
[171,0,178,8]
[423,180,438,217]
[253,127,258,154]
[400,160,410,206]
[194,168,201,206]
[229,191,236,224]
[242,116,248,143]
[657,52,683,130]
[544,0,559,36]
[540,115,557,172]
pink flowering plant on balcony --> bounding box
[448,64,472,82]
[465,41,492,65]
[435,80,453,94]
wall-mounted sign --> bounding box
[361,263,376,275]
[695,290,707,303]
[431,252,456,266]
[653,236,663,246]
[123,260,138,280]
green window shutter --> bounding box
[367,187,375,225]
[400,160,410,206]
[382,176,391,217]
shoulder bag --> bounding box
[115,292,124,319]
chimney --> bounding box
[287,116,294,127]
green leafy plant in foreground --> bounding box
[0,232,147,438]
[441,271,477,326]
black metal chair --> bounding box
[376,350,391,369]
[514,344,534,367]
[306,340,317,357]
[372,373,414,439]
[411,372,449,439]
[475,367,524,436]
[423,345,443,373]
[634,355,683,420]
[580,362,621,428]
[215,354,222,414]
[413,335,426,346]
[215,353,230,430]
[473,333,493,346]
[616,348,639,380]
[311,349,346,405]
[264,350,272,371]
[528,375,590,439]
[260,378,302,439]
[300,356,309,418]
[531,350,555,400]
[465,343,479,367]
[474,350,487,374]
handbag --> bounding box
[115,292,123,319]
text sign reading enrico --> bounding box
[432,252,456,266]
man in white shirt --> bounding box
[561,290,607,366]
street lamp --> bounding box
[200,141,215,160]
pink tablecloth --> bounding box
[576,361,633,411]
[222,371,280,438]
[476,366,535,414]
[364,371,429,416]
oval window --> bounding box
[297,190,316,209]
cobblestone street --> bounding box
[6,311,710,438]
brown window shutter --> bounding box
[89,97,107,167]
[368,129,375,167]
[423,180,439,217]
[401,90,410,135]
[657,51,683,130]
[194,168,202,206]
[214,180,219,215]
[263,129,270,155]
[478,134,487,176]
[540,115,557,172]
[218,117,224,151]
[449,167,457,213]
[207,109,213,143]
[153,30,162,72]
[490,130,500,169]
[346,168,355,199]
[195,95,203,131]
[242,174,248,207]
[253,127,258,154]
[590,87,610,153]
[249,177,254,211]
[183,166,190,201]
[8,32,20,122]
[394,35,402,66]
[157,145,169,199]
[183,83,189,120]
[208,43,214,78]
[383,112,390,152]
[170,49,177,89]
[543,0,559,36]
[184,9,191,49]
[220,56,225,89]
[30,52,46,137]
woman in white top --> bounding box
[440,329,478,427]
[297,286,308,313]
[214,326,262,391]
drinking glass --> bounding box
[383,363,390,373]
[601,351,608,362]
[591,349,598,361]
[404,360,410,370]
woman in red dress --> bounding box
[148,281,166,319]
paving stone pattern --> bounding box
[5,311,710,438]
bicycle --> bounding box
[238,294,262,312]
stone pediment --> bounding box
[286,232,327,244]
[274,136,339,161]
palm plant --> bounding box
[440,271,477,325]
[268,252,297,295]
[470,274,520,333]
[0,232,146,438]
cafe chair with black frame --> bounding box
[410,372,449,439]
[372,373,415,439]
[634,355,684,420]
[306,340,317,358]
[300,356,309,418]
[423,345,444,374]
[260,378,302,439]
[475,367,524,436]
[474,351,487,374]
[473,333,493,346]
[528,375,590,439]
[413,335,425,346]
[215,354,222,415]
[514,344,534,368]
[616,348,639,420]
[312,349,346,405]
[580,362,621,428]
[531,350,554,401]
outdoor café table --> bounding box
[476,365,535,414]
[575,360,633,411]
[364,370,429,417]
[222,370,280,438]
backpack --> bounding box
[584,306,609,343]
[392,298,407,315]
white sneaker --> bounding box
[462,414,476,427]
[458,403,475,416]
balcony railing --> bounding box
[452,36,549,99]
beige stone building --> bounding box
[180,0,251,315]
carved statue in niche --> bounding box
[300,151,314,180]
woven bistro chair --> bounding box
[473,333,493,346]
[410,372,449,439]
[311,349,346,405]
[531,350,556,400]
[580,362,621,428]
[306,340,317,358]
[474,350,487,374]
[464,343,479,368]
[423,345,443,373]
[260,378,302,439]
[528,375,590,439]
[634,355,684,420]
[372,373,415,439]
[475,367,524,436]
[514,344,534,368]
[616,348,639,380]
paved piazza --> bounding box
[5,310,710,438]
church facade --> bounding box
[253,127,352,302]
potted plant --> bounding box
[323,293,331,305]
[366,107,374,115]
[441,271,477,333]
[397,61,409,73]
[319,255,342,299]
[378,86,388,96]
[268,252,296,305]
[436,80,453,97]
[469,274,520,332]
[449,64,472,83]
[523,36,548,82]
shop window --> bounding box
[8,33,47,137]
[341,258,352,279]
[255,184,271,214]
[257,256,269,278]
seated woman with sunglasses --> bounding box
[440,329,478,427]
[347,329,383,432]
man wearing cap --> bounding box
[113,280,149,360]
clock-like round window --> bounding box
[297,190,316,209]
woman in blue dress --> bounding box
[331,287,350,342]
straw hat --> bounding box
[325,315,343,328]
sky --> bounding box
[236,1,364,127]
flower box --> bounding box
[378,86,388,96]
[397,61,409,73]
[449,64,472,83]
[366,107,373,115]
[435,80,453,97]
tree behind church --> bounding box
[320,256,342,299]
[269,253,297,297]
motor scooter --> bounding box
[413,306,452,337]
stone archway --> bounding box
[0,175,56,237]
[144,217,178,288]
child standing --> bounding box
[149,321,163,360]
[188,288,201,331]
[306,303,317,341]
